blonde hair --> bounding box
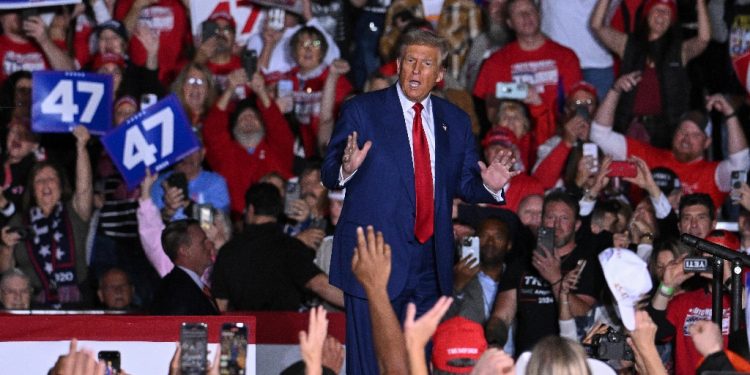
[170,62,218,120]
[496,101,530,136]
[526,336,591,375]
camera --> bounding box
[8,226,35,241]
[684,256,714,273]
[583,327,635,361]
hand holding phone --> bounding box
[461,236,480,268]
[731,171,747,202]
[572,259,587,285]
[536,226,555,256]
[608,161,637,178]
[181,323,208,375]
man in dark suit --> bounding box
[322,30,517,374]
[149,219,219,315]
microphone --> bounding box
[680,234,750,267]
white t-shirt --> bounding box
[539,0,613,69]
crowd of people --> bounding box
[3,0,750,373]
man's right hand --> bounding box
[341,132,372,179]
[453,256,479,291]
[296,228,325,250]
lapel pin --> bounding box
[443,125,447,131]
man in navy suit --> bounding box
[149,219,219,316]
[322,30,517,374]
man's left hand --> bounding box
[479,149,520,194]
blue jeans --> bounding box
[582,66,615,102]
[351,11,385,90]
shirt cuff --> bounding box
[0,201,14,217]
[338,166,357,187]
[483,184,505,202]
[579,198,595,217]
[650,193,672,219]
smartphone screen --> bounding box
[98,351,120,375]
[220,323,249,375]
[536,226,555,256]
[181,323,208,375]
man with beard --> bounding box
[446,217,513,351]
[194,11,248,99]
[590,72,750,211]
[487,191,610,353]
[459,0,511,95]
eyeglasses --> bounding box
[187,77,205,86]
[298,40,322,50]
[570,99,594,107]
[216,27,234,36]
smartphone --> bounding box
[241,50,258,77]
[536,226,555,256]
[284,178,301,217]
[141,93,158,111]
[575,105,590,123]
[198,203,214,230]
[495,82,528,99]
[98,351,120,375]
[277,79,294,99]
[608,161,637,178]
[167,172,189,198]
[582,143,598,173]
[202,21,218,42]
[731,170,747,201]
[572,259,587,284]
[220,323,249,375]
[461,236,480,268]
[181,322,208,375]
[8,225,35,241]
[21,8,39,23]
[267,8,286,31]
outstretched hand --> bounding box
[341,132,371,179]
[479,149,521,194]
[351,226,392,294]
[403,296,453,349]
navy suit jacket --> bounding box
[149,267,220,316]
[322,84,503,299]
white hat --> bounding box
[515,351,616,375]
[598,247,652,331]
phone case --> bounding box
[608,161,636,178]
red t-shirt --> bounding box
[503,174,545,212]
[0,34,67,84]
[73,14,95,68]
[666,289,730,375]
[626,138,727,210]
[283,66,354,156]
[114,0,192,86]
[473,40,582,145]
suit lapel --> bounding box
[433,98,449,204]
[382,85,416,207]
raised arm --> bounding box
[71,126,92,222]
[121,0,157,36]
[319,60,350,155]
[708,94,750,192]
[590,0,628,58]
[23,16,75,71]
[682,0,710,64]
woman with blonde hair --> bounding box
[524,336,591,375]
[170,62,219,129]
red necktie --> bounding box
[203,285,218,309]
[412,103,434,243]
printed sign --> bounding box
[32,70,113,136]
[731,11,750,97]
[0,0,80,9]
[101,94,199,190]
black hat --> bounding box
[679,110,709,134]
[651,166,681,195]
[96,20,128,41]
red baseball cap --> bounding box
[93,52,126,71]
[481,127,517,149]
[567,81,598,100]
[208,11,237,30]
[642,0,677,23]
[706,229,740,251]
[431,317,487,374]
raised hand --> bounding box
[341,132,372,179]
[403,297,453,349]
[479,149,521,193]
[351,226,391,293]
[612,71,642,94]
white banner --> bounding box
[0,0,81,9]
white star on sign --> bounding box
[53,232,63,243]
[44,262,53,275]
[56,249,65,261]
[38,245,51,258]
